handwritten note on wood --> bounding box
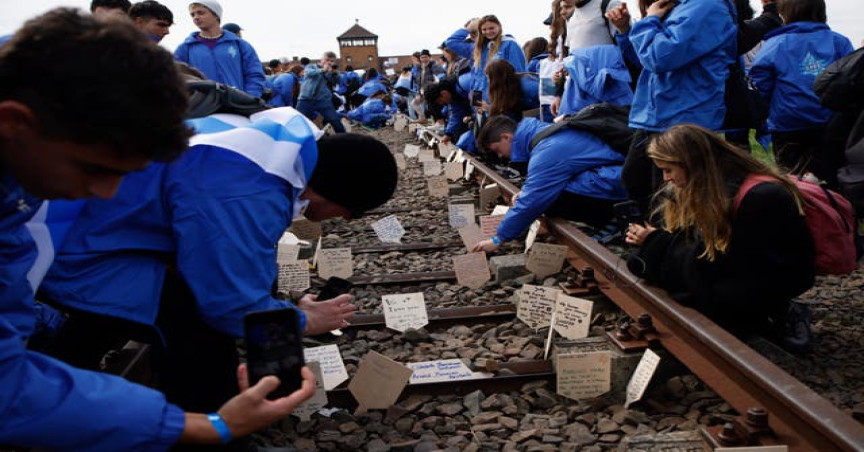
[276,243,300,264]
[479,184,500,209]
[625,349,661,408]
[418,149,437,162]
[289,219,322,241]
[452,252,491,289]
[426,176,449,198]
[556,352,611,401]
[517,284,561,330]
[479,214,505,237]
[423,160,442,176]
[464,162,475,180]
[372,215,405,244]
[394,116,407,132]
[382,292,429,332]
[457,223,484,253]
[304,344,349,390]
[448,203,475,229]
[407,359,492,384]
[293,361,328,421]
[553,294,593,340]
[403,144,420,158]
[317,248,353,280]
[348,351,413,413]
[525,220,541,251]
[278,259,310,292]
[526,242,568,278]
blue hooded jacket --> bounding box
[496,118,628,242]
[445,28,526,98]
[346,97,391,127]
[269,72,300,107]
[627,0,737,131]
[174,30,266,98]
[357,80,389,98]
[443,72,474,141]
[749,22,854,132]
[298,63,339,103]
[559,45,633,116]
[519,74,541,111]
[527,53,549,73]
[41,109,320,338]
[0,177,185,451]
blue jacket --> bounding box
[628,0,736,131]
[357,80,389,98]
[444,72,474,141]
[174,31,266,98]
[749,22,854,132]
[497,118,627,241]
[298,64,339,103]
[445,28,526,98]
[41,109,320,338]
[0,174,185,451]
[560,45,633,116]
[346,97,391,126]
[269,72,300,107]
[527,53,549,73]
[519,74,541,111]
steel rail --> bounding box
[457,149,864,451]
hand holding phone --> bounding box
[318,276,352,301]
[244,308,305,399]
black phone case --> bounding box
[244,308,305,399]
[318,276,353,301]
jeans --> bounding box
[296,98,346,133]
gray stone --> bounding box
[435,402,464,416]
[463,390,485,416]
[472,411,502,425]
[413,441,440,452]
[394,417,414,433]
[489,254,530,282]
[499,416,518,430]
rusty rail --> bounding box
[456,143,864,451]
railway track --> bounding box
[409,125,864,451]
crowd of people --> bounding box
[0,0,862,450]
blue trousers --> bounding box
[296,98,346,133]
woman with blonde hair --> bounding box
[445,14,526,105]
[625,124,815,346]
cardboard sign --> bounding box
[394,153,407,170]
[394,116,408,132]
[348,351,414,413]
[423,160,442,176]
[557,352,612,401]
[289,219,322,241]
[491,205,510,216]
[525,220,541,251]
[371,215,405,244]
[517,285,561,330]
[479,214,505,237]
[278,259,310,292]
[444,145,458,162]
[318,248,353,280]
[426,176,449,198]
[457,223,484,253]
[452,252,491,289]
[554,294,593,340]
[448,203,475,229]
[408,123,419,134]
[293,361,328,421]
[418,149,437,162]
[311,236,323,269]
[444,161,464,181]
[407,359,492,385]
[455,150,465,163]
[276,243,300,264]
[382,292,429,332]
[479,184,500,208]
[464,162,475,180]
[625,349,661,408]
[304,344,349,390]
[526,242,568,278]
[403,144,420,158]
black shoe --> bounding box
[775,302,813,353]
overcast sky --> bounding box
[1,1,862,61]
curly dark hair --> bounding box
[90,0,132,13]
[0,8,190,161]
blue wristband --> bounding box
[490,236,502,246]
[207,412,233,444]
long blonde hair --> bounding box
[473,15,503,70]
[648,124,804,261]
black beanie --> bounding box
[309,133,398,216]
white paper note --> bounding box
[371,215,405,244]
[382,292,429,332]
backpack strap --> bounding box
[529,121,570,151]
[601,0,614,42]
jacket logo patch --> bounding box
[800,52,827,77]
[228,46,238,58]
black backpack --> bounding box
[528,103,633,155]
[814,47,864,112]
[345,75,362,95]
[186,80,269,119]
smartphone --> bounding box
[244,308,305,399]
[471,90,484,107]
[318,276,353,301]
[613,200,644,226]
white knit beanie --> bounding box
[190,0,222,20]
